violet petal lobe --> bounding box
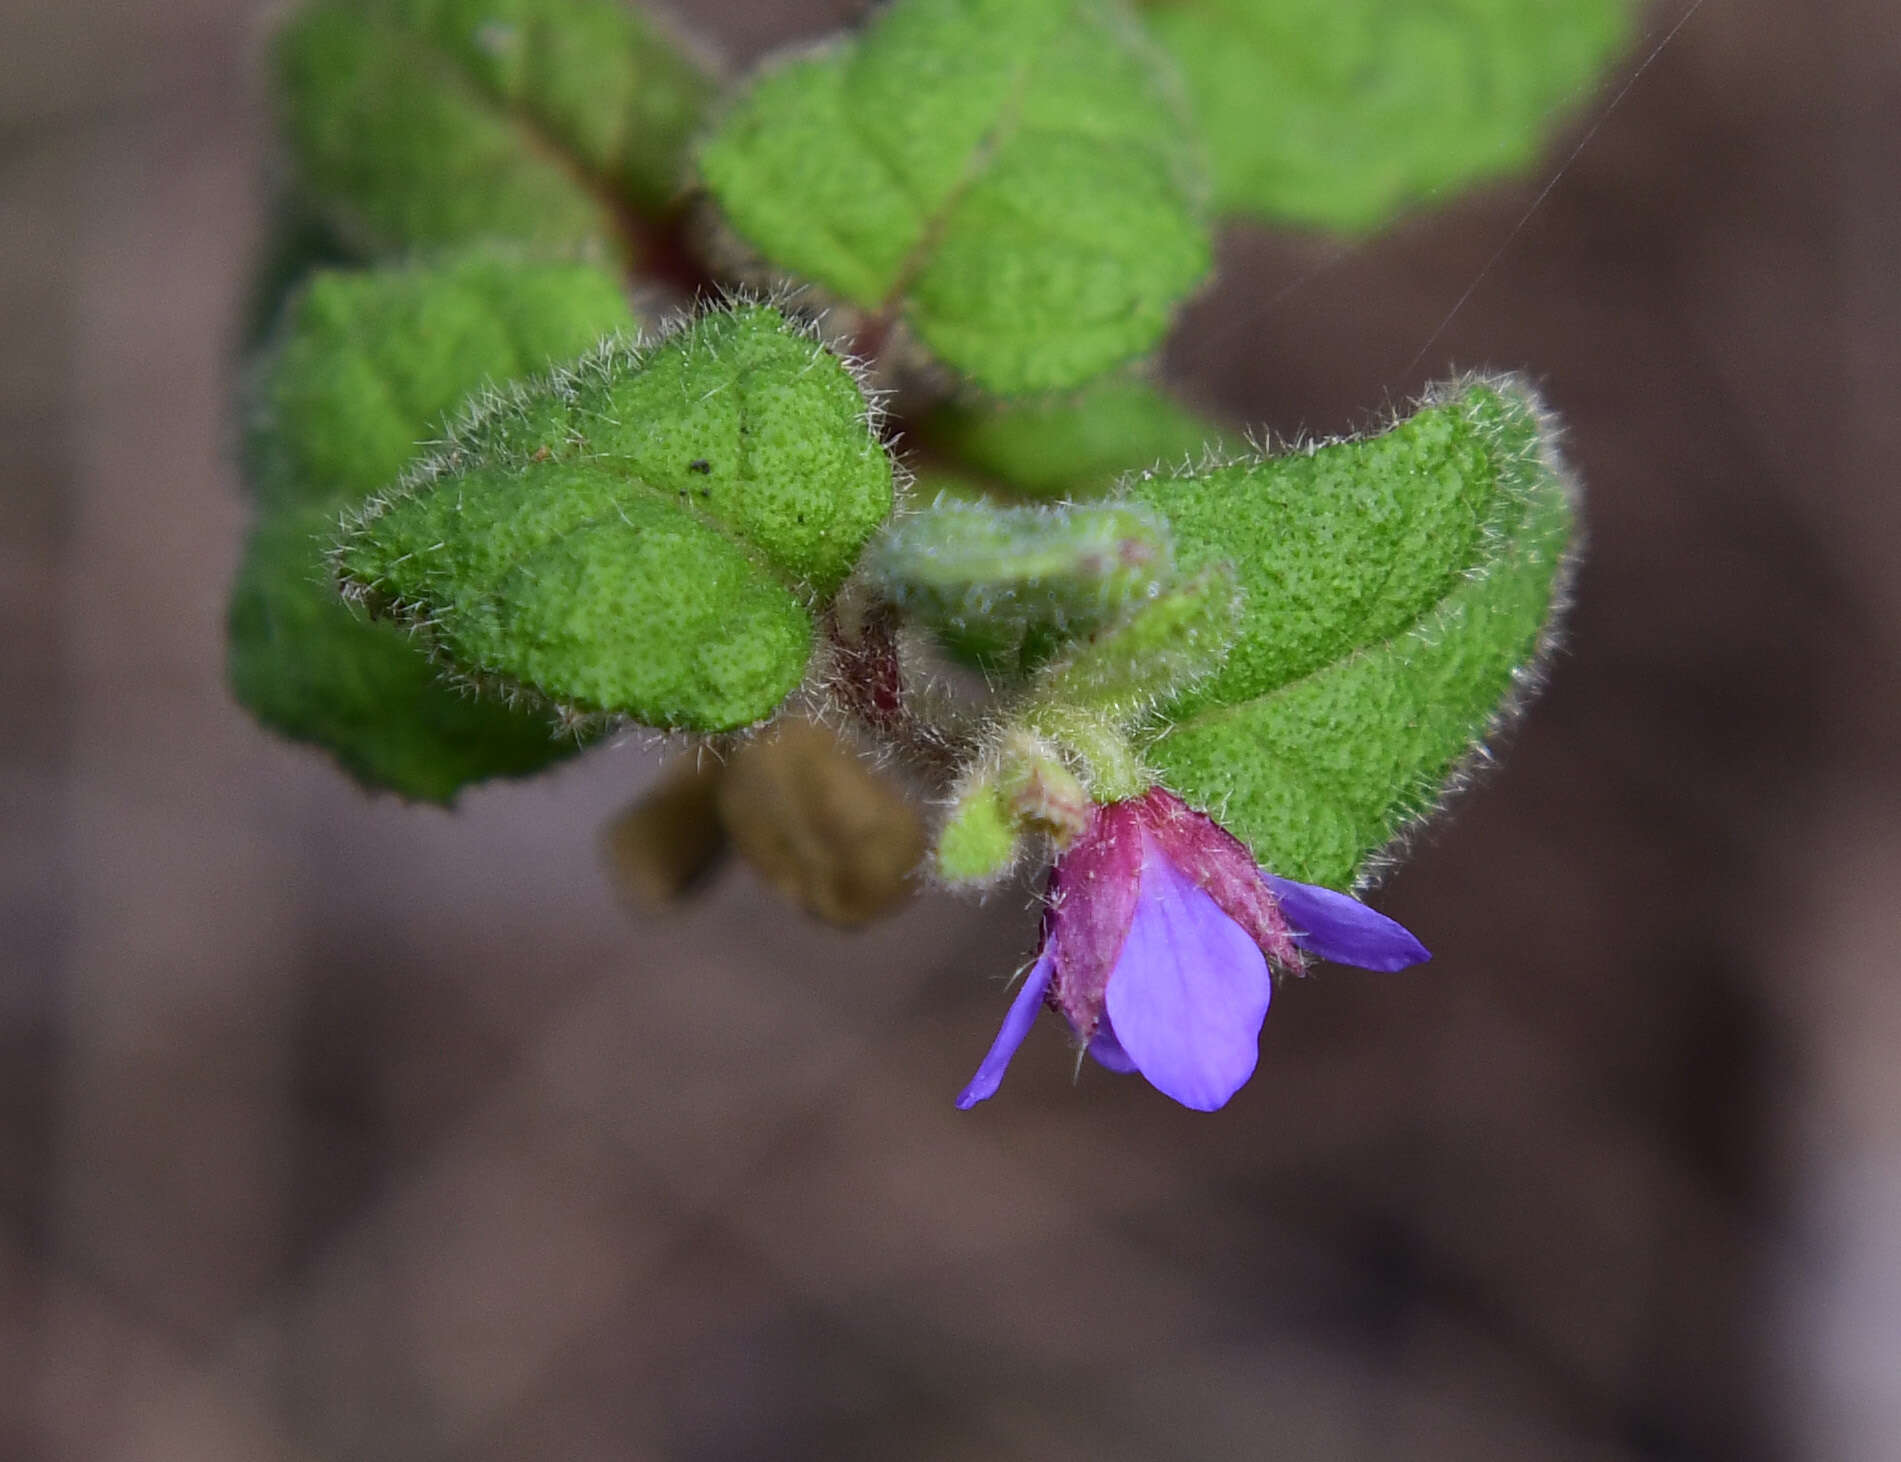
[956,941,1056,1109]
[1262,876,1431,972]
[1104,835,1272,1112]
[1135,789,1303,969]
[1087,1018,1139,1074]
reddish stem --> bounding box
[826,604,907,738]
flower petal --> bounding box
[1263,876,1431,972]
[1087,1018,1139,1074]
[1104,836,1271,1111]
[1134,788,1302,968]
[955,941,1056,1109]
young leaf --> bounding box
[864,496,1174,672]
[248,248,636,512]
[336,304,895,732]
[230,506,580,801]
[1143,0,1631,231]
[230,249,637,800]
[275,0,715,255]
[240,197,353,352]
[1129,380,1576,889]
[697,0,1211,394]
[919,378,1228,499]
[1029,565,1241,721]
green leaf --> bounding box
[275,0,715,255]
[229,507,579,802]
[240,197,354,352]
[865,496,1174,673]
[248,247,637,512]
[1143,0,1632,231]
[335,303,896,732]
[920,378,1228,499]
[230,248,637,799]
[697,0,1211,394]
[1131,380,1576,888]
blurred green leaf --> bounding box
[230,506,581,801]
[239,197,354,351]
[275,0,715,255]
[698,0,1211,394]
[920,378,1228,499]
[1143,0,1631,231]
[248,247,635,512]
[229,248,636,800]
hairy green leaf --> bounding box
[920,378,1228,499]
[230,249,636,800]
[1143,0,1631,231]
[275,0,715,255]
[698,0,1211,394]
[1131,380,1576,888]
[336,304,895,732]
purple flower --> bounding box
[956,787,1429,1112]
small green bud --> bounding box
[933,727,1092,886]
[934,776,1020,887]
[996,729,1091,846]
[865,496,1174,674]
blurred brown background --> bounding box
[4,0,1900,1457]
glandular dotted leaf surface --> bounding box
[337,304,895,732]
[1131,381,1576,888]
[698,0,1211,394]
